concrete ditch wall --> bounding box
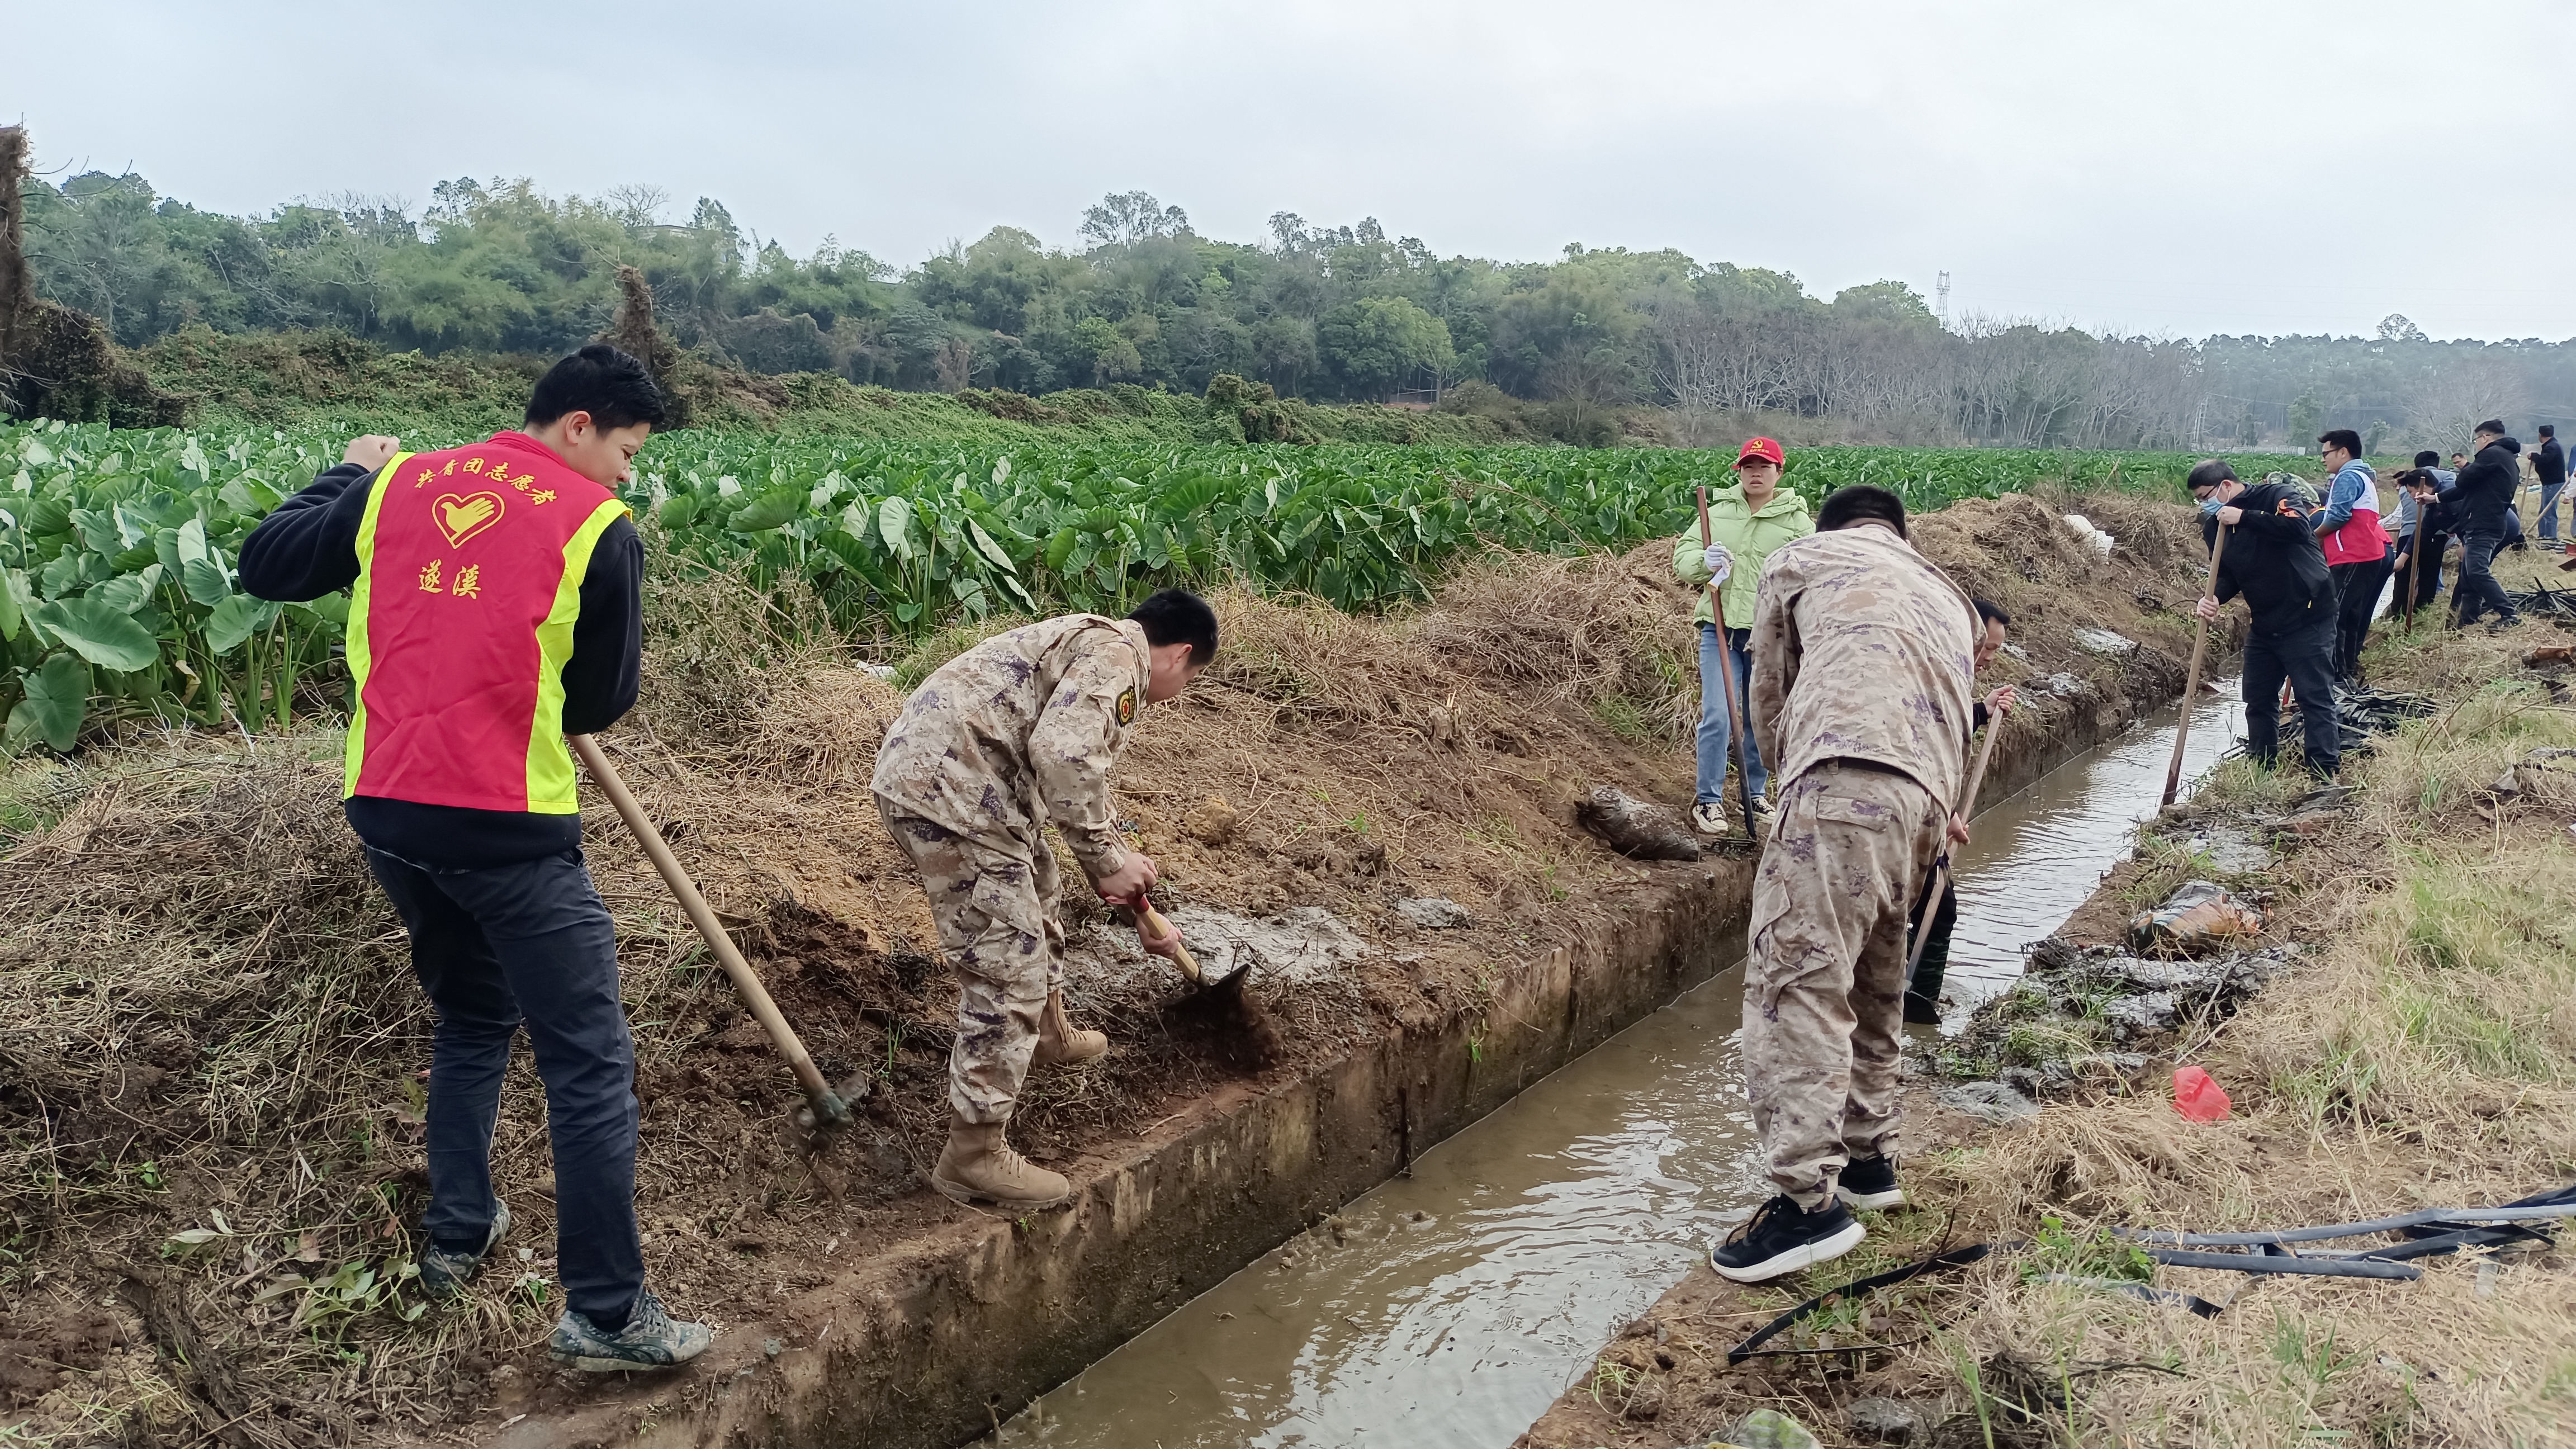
[501,684,2170,1449]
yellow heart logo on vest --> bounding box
[433,491,505,548]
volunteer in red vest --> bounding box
[2313,428,2393,681]
[240,345,711,1372]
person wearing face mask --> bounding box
[240,345,715,1372]
[1673,437,1814,837]
[2188,460,2341,778]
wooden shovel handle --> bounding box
[1696,485,1754,824]
[1906,716,2004,982]
[1138,896,1202,983]
[569,734,846,1124]
[2161,523,2231,808]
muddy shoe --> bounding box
[1746,795,1774,834]
[548,1290,713,1372]
[1838,1155,1906,1211]
[1031,989,1108,1068]
[933,1115,1072,1209]
[1710,1194,1864,1283]
[1689,802,1729,836]
[418,1202,509,1300]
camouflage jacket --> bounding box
[870,614,1152,879]
[1747,522,1980,806]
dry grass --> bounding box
[0,533,1717,1446]
[1879,621,2576,1447]
[1522,614,2576,1449]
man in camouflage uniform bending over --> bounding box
[872,589,1216,1208]
[1710,485,1980,1284]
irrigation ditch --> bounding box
[1510,598,2576,1448]
[0,491,2221,1449]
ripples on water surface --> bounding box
[992,692,2245,1449]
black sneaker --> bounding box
[1839,1155,1906,1211]
[418,1202,509,1300]
[1708,1194,1865,1283]
[548,1289,714,1372]
[2488,614,2522,634]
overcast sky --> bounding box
[17,0,2574,342]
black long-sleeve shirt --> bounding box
[241,458,645,868]
[2452,439,2522,529]
[2201,480,2334,640]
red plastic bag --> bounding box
[2174,1065,2232,1122]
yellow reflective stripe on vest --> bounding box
[523,496,632,813]
[340,452,414,800]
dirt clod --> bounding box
[1576,785,1706,860]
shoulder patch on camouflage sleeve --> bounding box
[1116,686,1138,726]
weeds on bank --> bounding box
[1854,639,2576,1446]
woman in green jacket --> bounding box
[1671,437,1815,835]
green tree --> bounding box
[1317,295,1453,400]
[2288,389,2323,447]
[1072,315,1142,385]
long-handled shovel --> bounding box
[2160,523,2232,808]
[1906,719,2002,982]
[2401,533,2421,630]
[1695,485,1755,830]
[569,733,860,1136]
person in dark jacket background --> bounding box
[2447,422,2522,630]
[239,344,713,1374]
[2534,424,2566,545]
[2189,460,2341,778]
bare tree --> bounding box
[2405,347,2528,449]
[607,184,673,230]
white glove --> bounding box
[1702,543,1734,584]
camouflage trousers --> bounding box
[1742,761,1949,1209]
[874,797,1066,1125]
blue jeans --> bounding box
[1695,623,1767,806]
[2542,481,2565,542]
[366,846,645,1327]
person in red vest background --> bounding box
[2312,428,2393,682]
[240,345,711,1372]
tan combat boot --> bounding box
[1031,989,1108,1068]
[932,1115,1072,1209]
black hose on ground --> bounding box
[1720,1183,2576,1363]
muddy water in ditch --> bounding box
[989,693,2246,1449]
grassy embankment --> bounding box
[1538,617,2576,1448]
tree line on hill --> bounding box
[18,163,2576,450]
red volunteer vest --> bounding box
[342,432,629,813]
[2320,499,2390,567]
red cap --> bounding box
[1735,437,1786,468]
